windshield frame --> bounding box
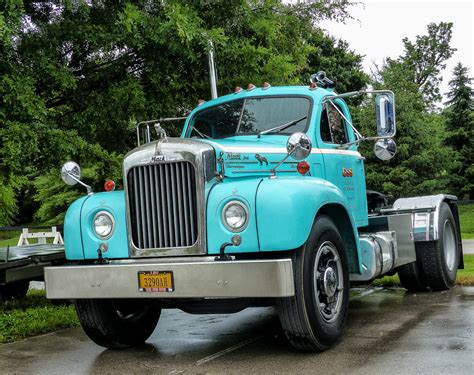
[185,94,314,139]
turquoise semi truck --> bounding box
[45,72,463,352]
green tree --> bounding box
[1,0,362,224]
[399,22,456,109]
[444,63,474,199]
[354,23,456,199]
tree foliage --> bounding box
[355,22,458,200]
[444,63,474,199]
[0,0,364,225]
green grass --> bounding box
[459,204,474,239]
[374,254,474,288]
[0,290,79,344]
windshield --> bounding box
[187,96,311,139]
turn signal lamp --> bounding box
[297,161,310,175]
[104,180,115,192]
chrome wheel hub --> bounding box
[323,267,338,297]
[313,241,344,322]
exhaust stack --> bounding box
[208,40,218,99]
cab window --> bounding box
[320,103,348,144]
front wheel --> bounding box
[277,215,349,352]
[75,299,161,348]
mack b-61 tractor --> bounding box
[45,71,463,352]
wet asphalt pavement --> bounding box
[1,286,474,374]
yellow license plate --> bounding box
[138,271,174,292]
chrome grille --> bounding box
[127,161,198,249]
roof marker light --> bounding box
[309,82,318,90]
[247,83,256,91]
[234,86,243,94]
[197,99,206,106]
[262,82,271,90]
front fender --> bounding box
[64,191,128,260]
[206,177,262,255]
[256,176,358,251]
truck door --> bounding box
[318,101,368,227]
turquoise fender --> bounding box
[206,177,262,255]
[256,176,361,258]
[63,195,89,260]
[64,191,128,260]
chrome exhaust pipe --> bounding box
[208,39,218,99]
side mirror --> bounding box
[60,161,93,194]
[287,132,312,160]
[375,93,395,137]
[374,139,397,161]
[61,161,81,186]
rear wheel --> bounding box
[277,215,349,351]
[419,203,460,291]
[398,252,429,292]
[0,281,30,303]
[75,299,161,348]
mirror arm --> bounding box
[325,99,364,140]
[270,146,298,177]
[65,171,93,195]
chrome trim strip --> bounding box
[202,142,361,157]
[45,259,295,299]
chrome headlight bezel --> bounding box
[93,211,115,240]
[222,200,249,232]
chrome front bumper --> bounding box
[45,257,294,299]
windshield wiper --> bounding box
[257,115,307,137]
[191,126,212,139]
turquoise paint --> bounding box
[80,191,129,260]
[63,195,89,260]
[206,177,262,254]
[256,176,360,255]
[64,85,368,270]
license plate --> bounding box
[138,271,174,292]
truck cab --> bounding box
[45,76,463,352]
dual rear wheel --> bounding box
[398,202,461,292]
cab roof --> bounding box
[192,85,335,114]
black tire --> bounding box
[0,281,30,301]
[75,299,161,349]
[418,203,460,291]
[398,253,429,292]
[277,215,350,352]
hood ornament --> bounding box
[154,122,167,140]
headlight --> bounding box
[222,201,249,232]
[93,211,115,239]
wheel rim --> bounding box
[443,219,456,272]
[313,241,344,323]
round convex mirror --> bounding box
[287,132,312,160]
[61,161,82,186]
[374,139,397,161]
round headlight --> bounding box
[93,211,115,239]
[222,201,249,232]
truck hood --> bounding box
[124,136,299,179]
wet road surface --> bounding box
[1,286,473,374]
